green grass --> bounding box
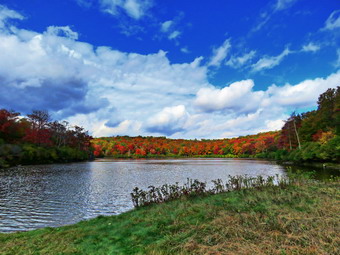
[1,181,339,255]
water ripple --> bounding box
[0,159,285,232]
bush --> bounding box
[319,136,340,162]
[301,142,321,161]
[274,149,288,160]
[19,144,88,165]
[0,144,22,167]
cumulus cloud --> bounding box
[1,5,339,139]
[0,5,209,137]
[68,114,142,137]
[195,80,264,114]
[0,77,109,118]
[267,71,340,108]
[208,38,231,67]
[184,107,288,139]
[225,50,256,69]
[95,120,142,137]
[301,42,320,53]
[323,10,340,30]
[219,110,287,138]
[100,0,152,19]
[251,48,291,72]
[195,72,340,115]
[146,105,189,136]
[191,71,340,137]
[0,28,110,117]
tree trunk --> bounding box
[293,120,301,149]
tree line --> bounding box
[278,87,340,162]
[92,87,340,163]
[0,110,93,168]
[91,131,280,159]
[1,87,339,167]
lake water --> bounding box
[0,158,287,232]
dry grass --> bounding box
[0,180,339,255]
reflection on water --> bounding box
[0,158,285,232]
[287,164,339,180]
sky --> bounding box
[0,0,339,139]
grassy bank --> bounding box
[1,180,339,255]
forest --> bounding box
[1,87,339,168]
[92,87,340,163]
[0,110,93,168]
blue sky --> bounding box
[0,0,339,138]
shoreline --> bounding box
[2,156,340,172]
[280,161,340,170]
[97,156,340,171]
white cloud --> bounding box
[226,50,256,69]
[0,4,24,29]
[160,18,182,41]
[191,107,288,139]
[75,0,93,8]
[335,49,340,67]
[146,105,189,135]
[0,6,208,138]
[191,71,340,138]
[208,38,231,67]
[252,14,271,33]
[94,119,142,137]
[323,10,340,30]
[180,47,189,54]
[301,42,320,53]
[46,26,79,40]
[221,110,270,132]
[195,72,340,115]
[168,30,181,40]
[100,0,152,19]
[68,115,142,137]
[252,48,291,72]
[160,20,173,33]
[252,0,298,33]
[195,80,264,114]
[247,43,320,72]
[274,0,298,11]
[1,5,339,139]
[267,71,340,107]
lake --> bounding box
[0,158,287,232]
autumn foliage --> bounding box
[92,87,340,163]
[0,110,93,167]
[1,87,339,167]
[91,131,281,158]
